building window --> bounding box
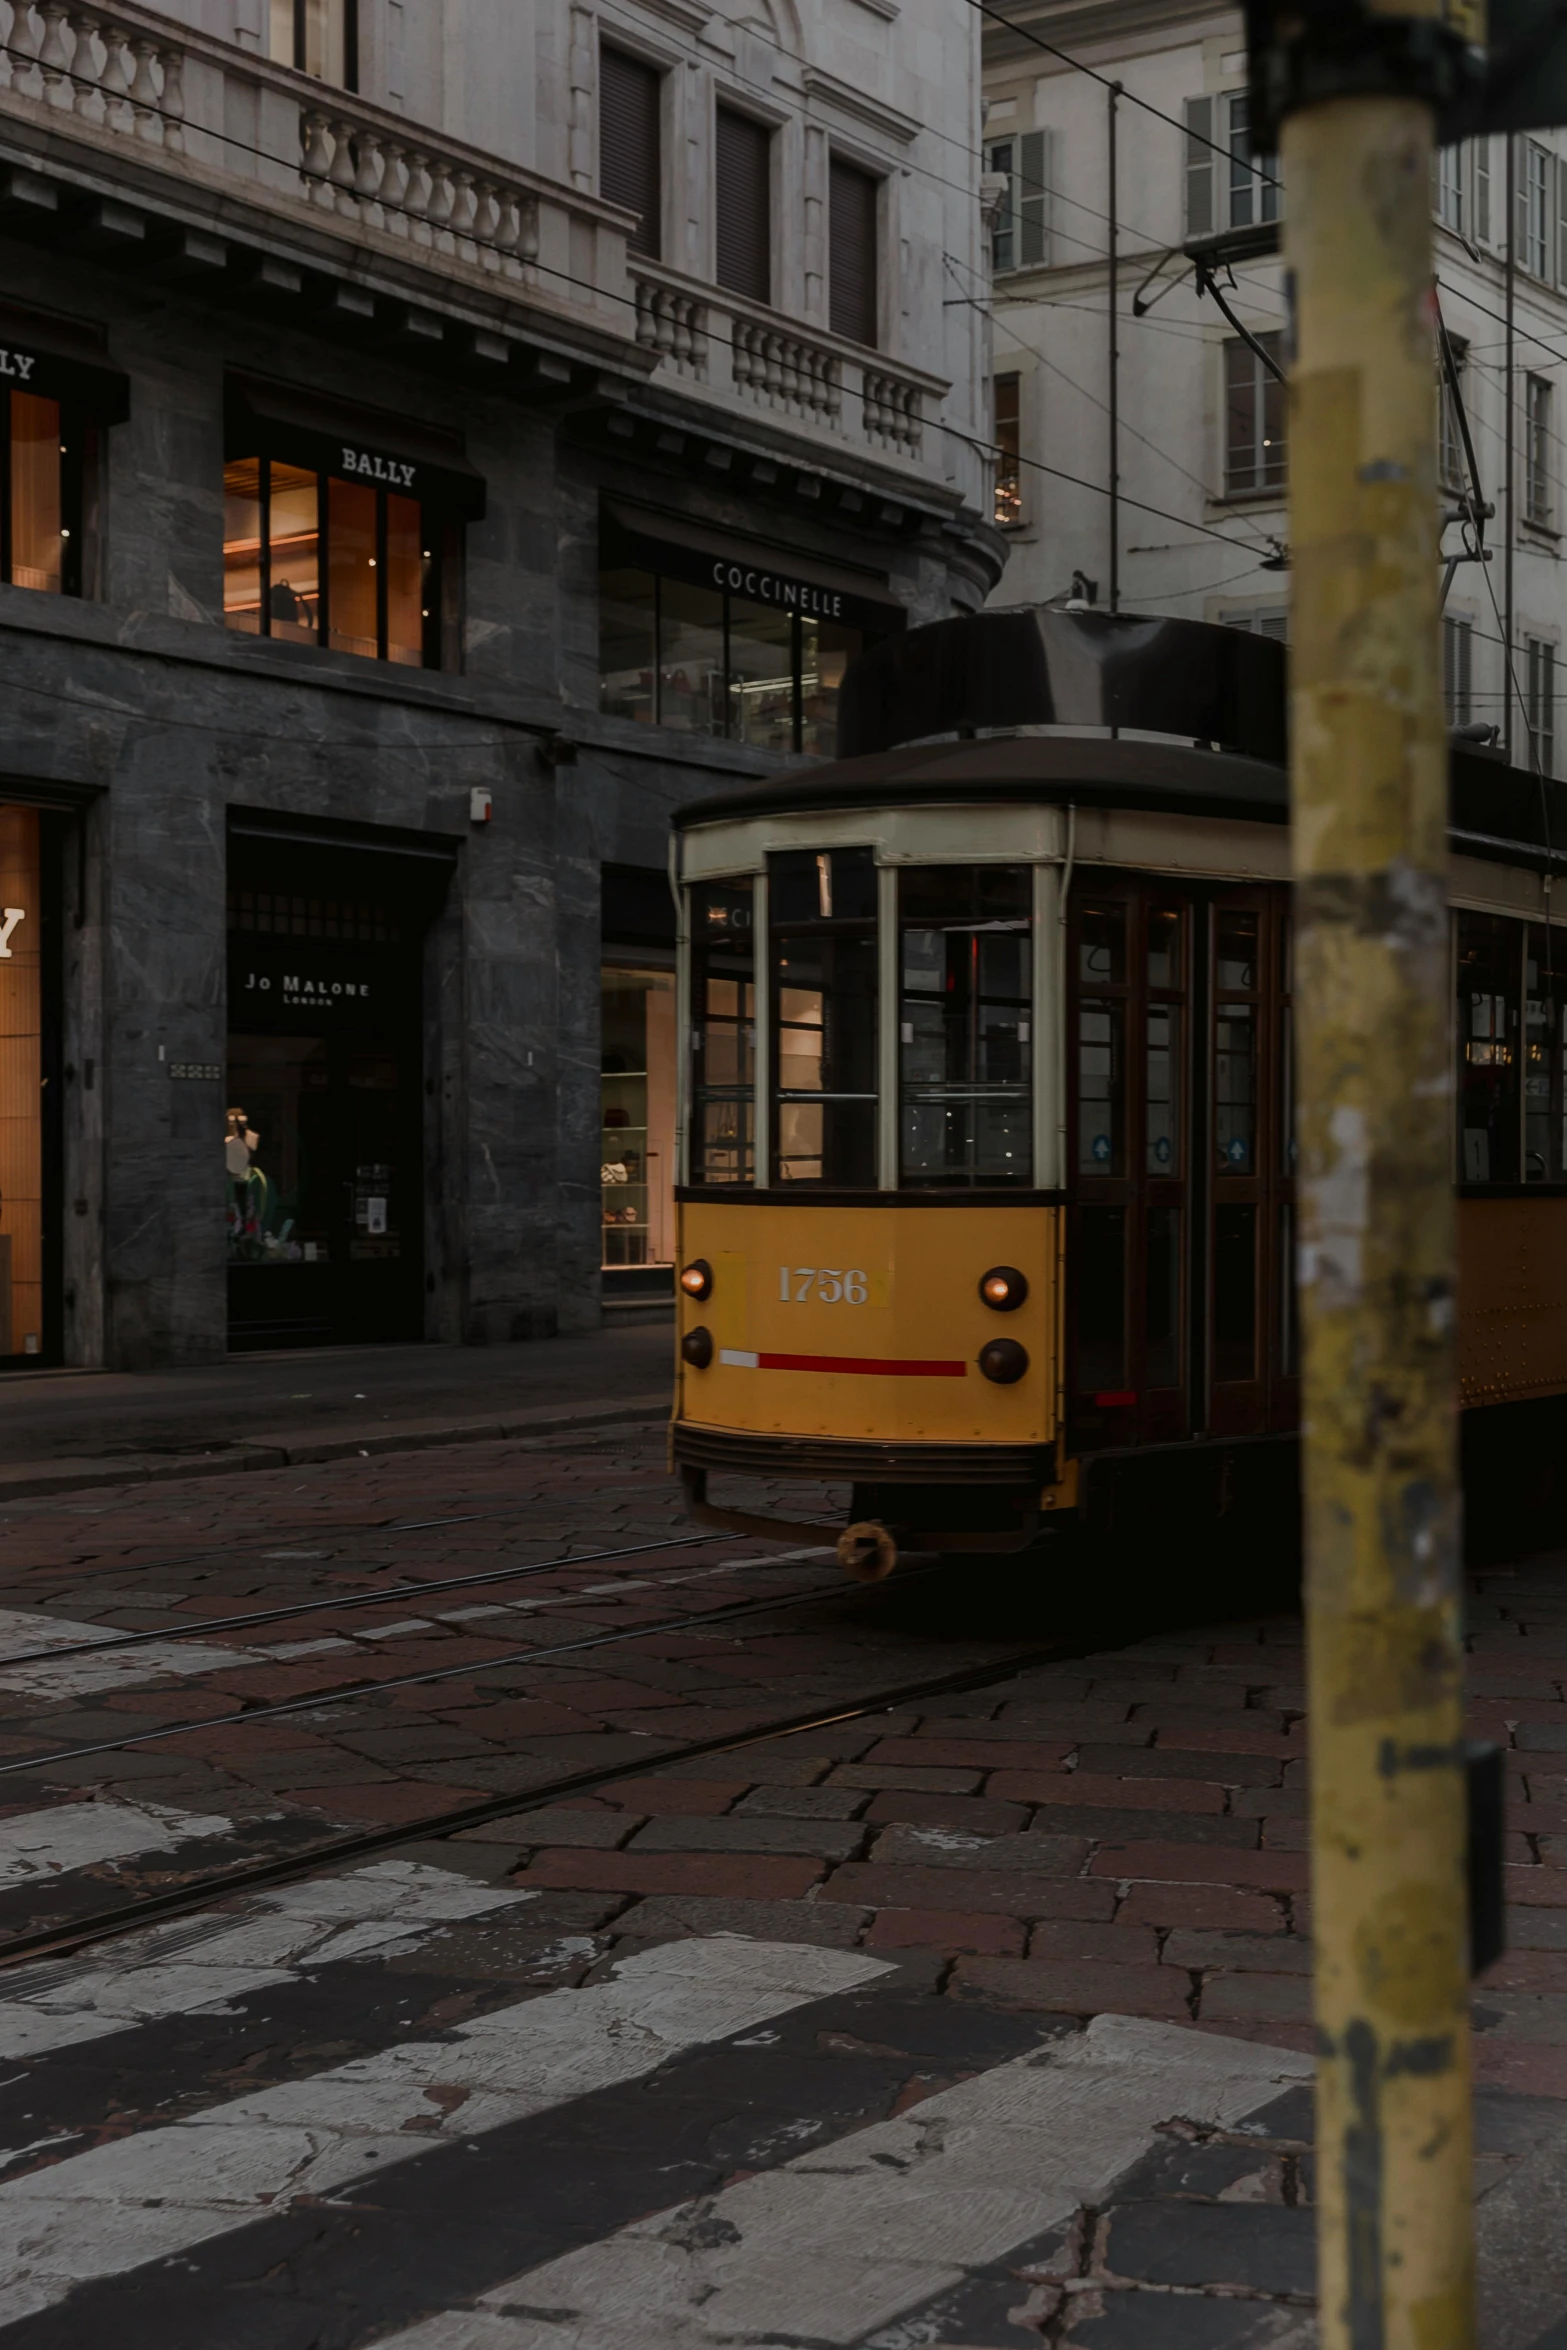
[1436,139,1491,241]
[1185,93,1279,236]
[1224,335,1286,496]
[598,533,893,754]
[601,967,676,1278]
[1526,374,1553,528]
[1221,608,1288,640]
[223,458,443,668]
[1458,909,1520,1182]
[993,373,1022,527]
[1527,637,1556,775]
[1,388,80,598]
[987,131,1050,272]
[1519,139,1554,280]
[600,46,662,261]
[715,106,772,303]
[829,158,879,347]
[1439,338,1469,493]
[269,0,355,85]
[1444,615,1474,726]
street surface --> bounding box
[0,1416,1561,2346]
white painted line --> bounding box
[0,1609,262,1700]
[374,2016,1312,2350]
[0,1935,890,2323]
[717,1350,759,1369]
[0,1799,237,1888]
[0,1860,538,2067]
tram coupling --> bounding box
[836,1521,898,1583]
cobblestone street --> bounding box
[0,1421,1562,2345]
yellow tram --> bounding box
[669,608,1567,1568]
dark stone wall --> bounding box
[0,233,986,1369]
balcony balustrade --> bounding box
[0,0,949,483]
[630,258,941,469]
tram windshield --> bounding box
[682,855,1037,1191]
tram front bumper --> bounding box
[672,1424,1058,1554]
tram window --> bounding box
[1214,912,1259,1175]
[1077,901,1126,1177]
[1213,1202,1258,1381]
[1456,909,1520,1183]
[688,881,755,1185]
[770,848,877,1187]
[1146,1205,1181,1388]
[1148,907,1182,988]
[1524,926,1566,1182]
[899,865,1032,1189]
[1078,1207,1126,1393]
[1146,1006,1179,1175]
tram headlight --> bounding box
[680,1260,713,1300]
[681,1325,714,1369]
[978,1266,1028,1312]
[978,1338,1029,1385]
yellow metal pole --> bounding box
[1285,84,1474,2350]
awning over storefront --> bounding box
[226,374,488,520]
[0,303,129,424]
[603,501,906,635]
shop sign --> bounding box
[238,970,375,1005]
[708,560,846,620]
[339,444,418,491]
[0,907,23,958]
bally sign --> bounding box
[0,907,25,959]
[340,445,418,491]
[0,347,38,385]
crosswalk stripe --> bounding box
[0,1608,260,1700]
[0,1859,538,2066]
[372,2014,1312,2350]
[0,1797,237,1886]
[0,1934,890,2325]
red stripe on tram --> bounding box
[756,1352,968,1378]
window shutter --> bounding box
[1018,128,1049,266]
[715,107,772,304]
[1474,137,1491,243]
[1185,97,1214,237]
[829,157,879,345]
[599,47,662,261]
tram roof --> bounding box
[674,732,1567,875]
[672,607,1567,875]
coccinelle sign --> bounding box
[708,560,846,620]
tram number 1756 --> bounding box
[779,1267,869,1305]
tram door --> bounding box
[1069,881,1297,1456]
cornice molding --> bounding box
[800,66,922,146]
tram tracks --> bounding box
[0,1636,1066,1974]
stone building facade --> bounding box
[0,0,1002,1371]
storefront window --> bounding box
[597,521,898,754]
[0,808,43,1358]
[3,389,79,598]
[223,456,441,667]
[601,969,676,1279]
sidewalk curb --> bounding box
[0,1392,671,1505]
